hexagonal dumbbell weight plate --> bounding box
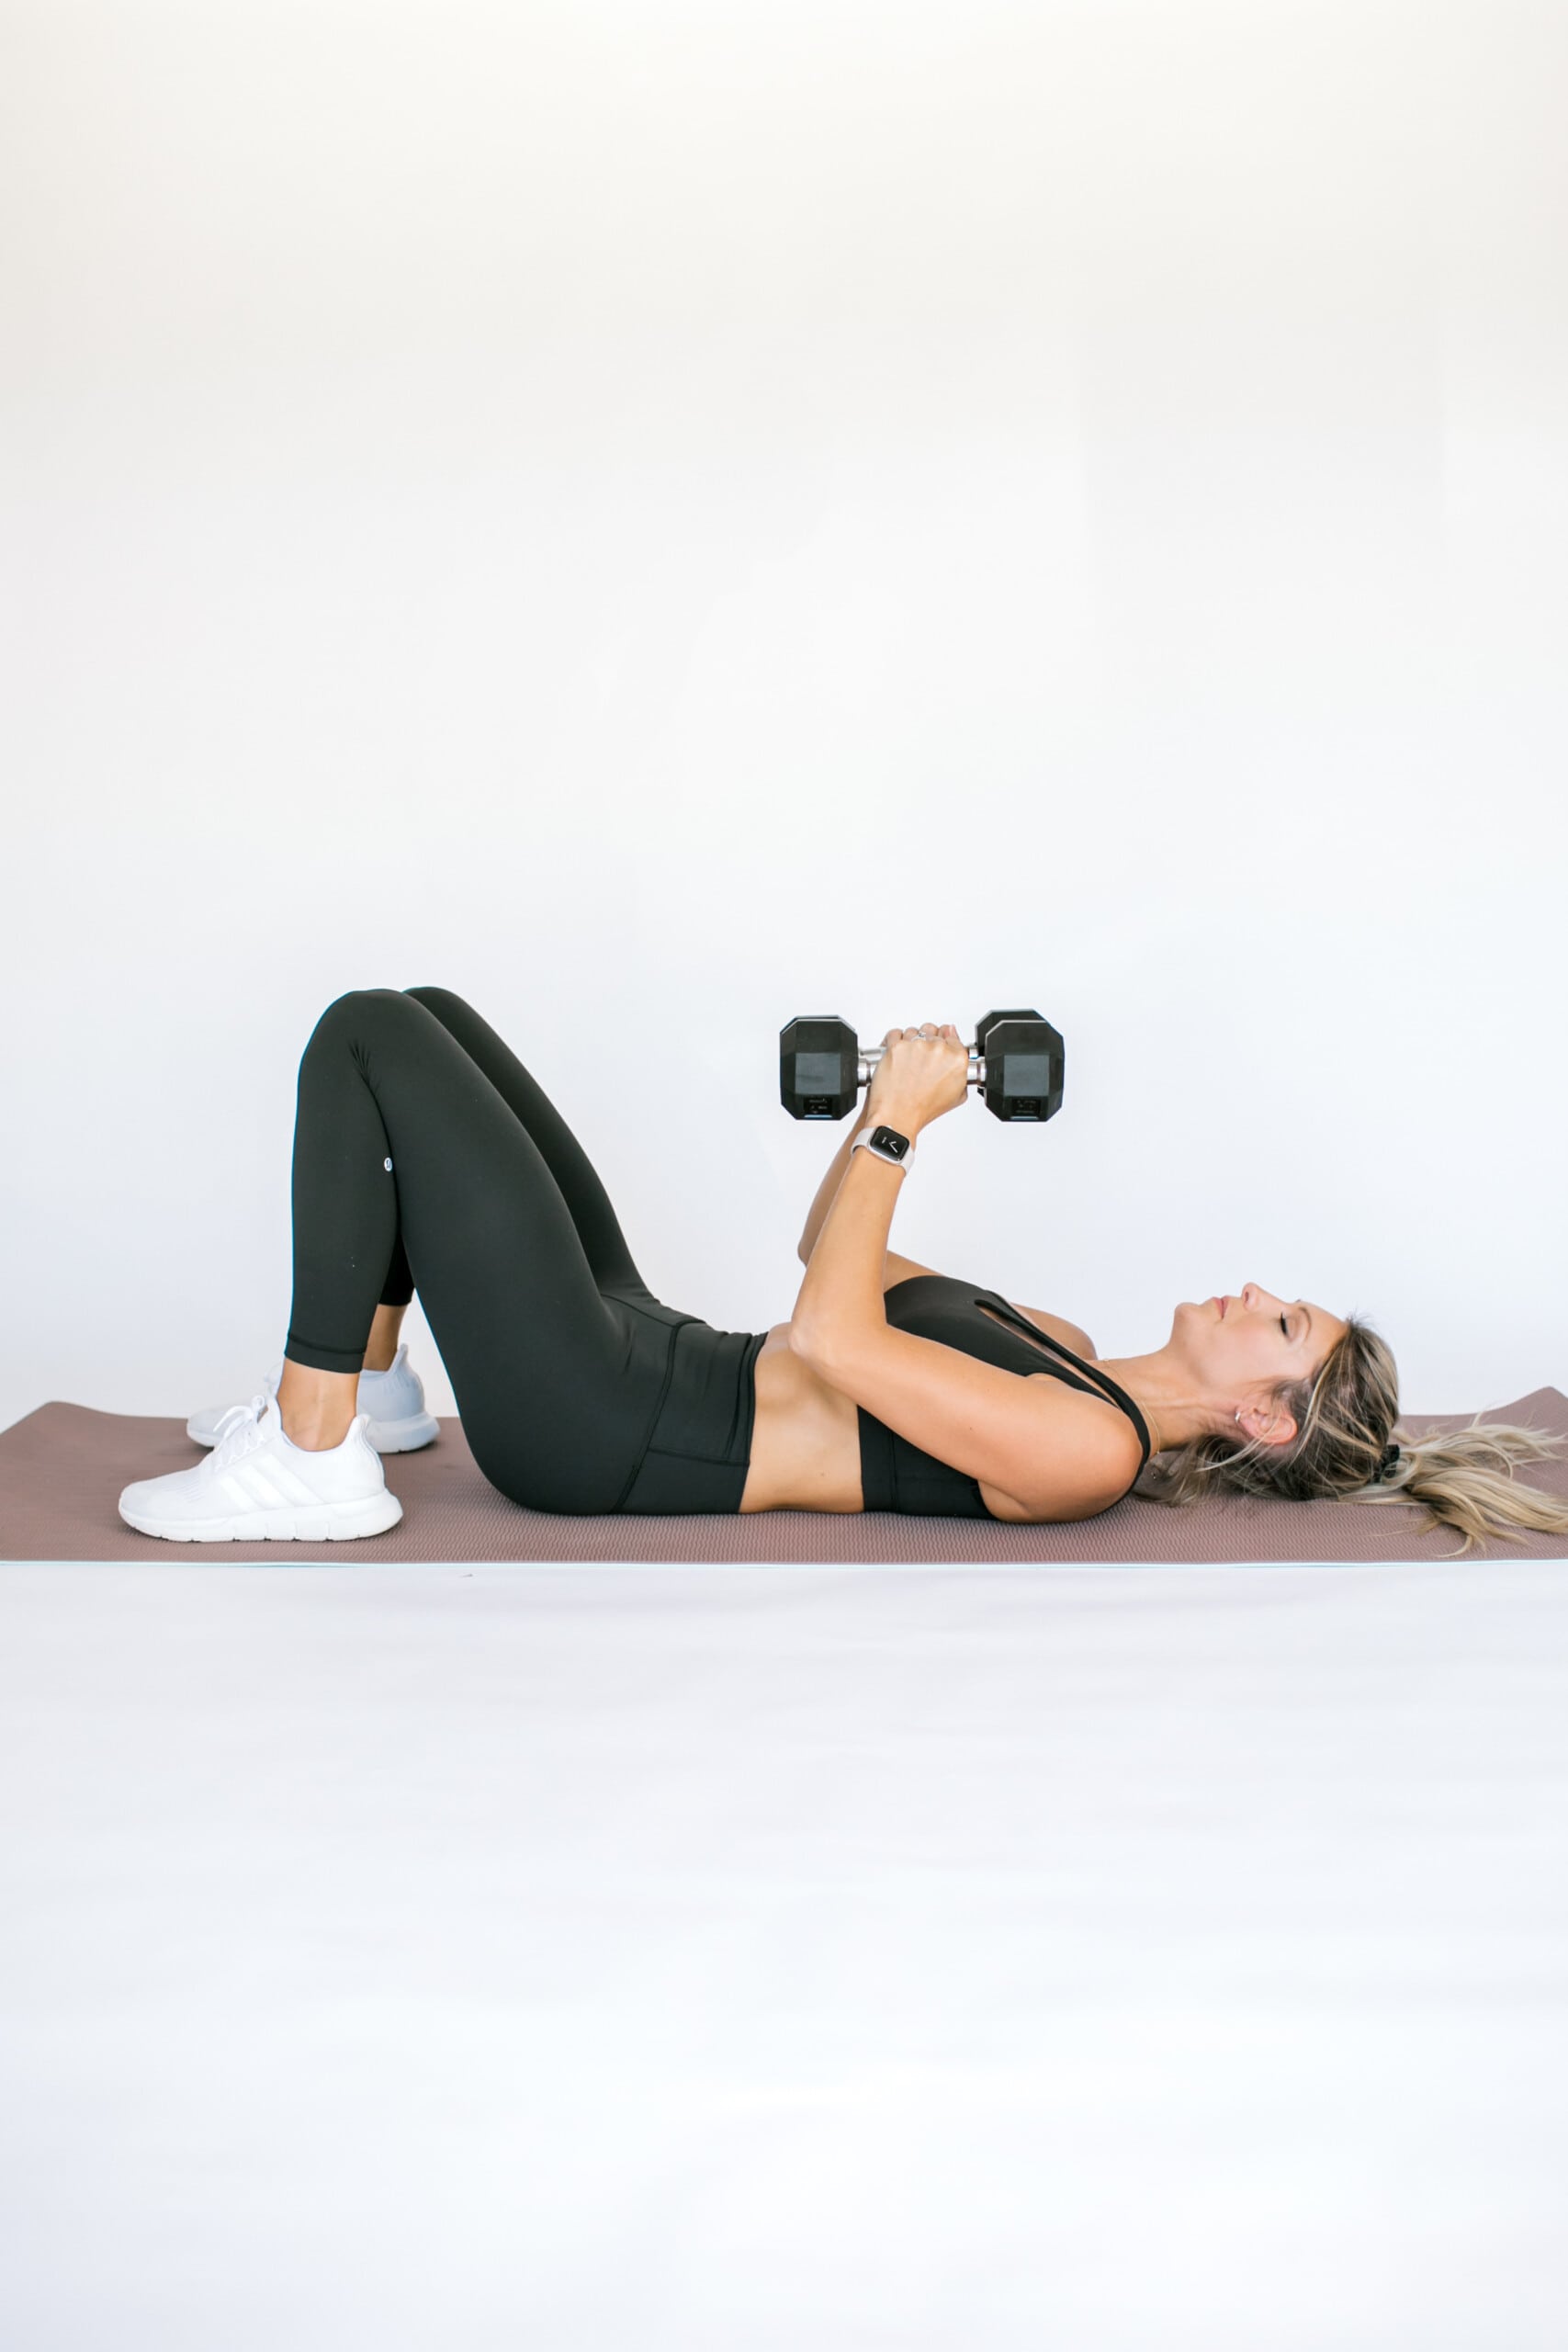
[974,1009,1065,1122]
[779,1016,861,1119]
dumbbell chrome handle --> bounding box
[856,1045,988,1088]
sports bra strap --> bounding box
[974,1291,1152,1470]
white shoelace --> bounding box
[209,1399,261,1442]
[207,1393,273,1471]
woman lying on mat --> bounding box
[118,989,1568,1556]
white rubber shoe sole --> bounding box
[186,1340,439,1454]
[117,1492,405,1544]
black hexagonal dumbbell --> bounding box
[780,1010,1065,1123]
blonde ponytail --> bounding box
[1359,1412,1568,1558]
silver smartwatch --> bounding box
[852,1123,917,1172]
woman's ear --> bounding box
[1236,1401,1298,1451]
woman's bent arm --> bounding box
[791,1129,913,1353]
[796,1101,875,1262]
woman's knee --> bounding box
[312,986,419,1032]
[400,984,474,1026]
[299,988,426,1067]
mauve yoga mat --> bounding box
[2,1388,1566,1564]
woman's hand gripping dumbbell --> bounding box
[861,1024,972,1134]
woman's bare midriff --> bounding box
[738,1324,864,1512]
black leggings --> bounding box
[284,989,766,1514]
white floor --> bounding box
[2,1556,1565,2352]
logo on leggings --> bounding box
[384,1157,393,1172]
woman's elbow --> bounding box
[786,1315,832,1366]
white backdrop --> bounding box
[3,0,1564,1439]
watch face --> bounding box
[870,1125,909,1159]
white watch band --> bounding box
[852,1125,917,1172]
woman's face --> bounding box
[1178,1283,1349,1417]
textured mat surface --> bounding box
[3,1387,1565,1561]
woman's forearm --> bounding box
[796,1101,875,1261]
[790,1131,913,1360]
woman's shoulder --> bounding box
[980,1375,1143,1521]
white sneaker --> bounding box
[120,1392,404,1544]
[186,1341,439,1453]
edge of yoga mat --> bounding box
[2,1387,1565,1566]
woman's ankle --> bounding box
[362,1302,408,1374]
[281,1415,355,1453]
[276,1357,360,1447]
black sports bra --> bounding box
[856,1275,1152,1519]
